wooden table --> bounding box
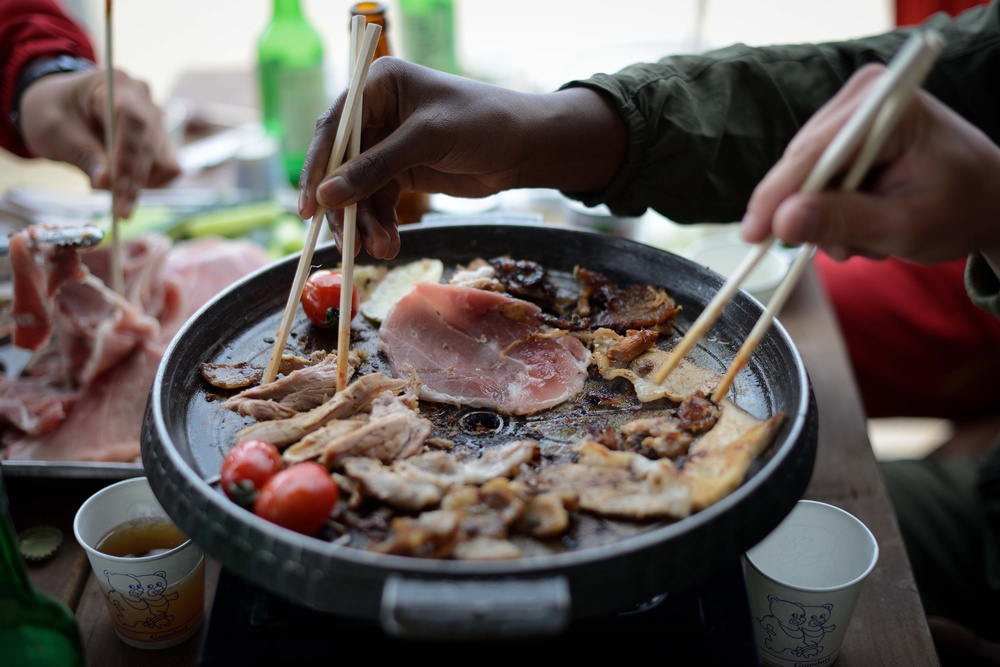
[4,262,939,665]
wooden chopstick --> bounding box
[335,15,367,392]
[263,21,383,385]
[103,0,124,295]
[652,29,945,398]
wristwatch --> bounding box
[8,54,96,130]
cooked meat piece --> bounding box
[343,456,444,511]
[620,416,694,459]
[282,417,369,464]
[448,261,505,292]
[442,478,527,539]
[681,399,786,510]
[341,440,539,512]
[487,256,568,315]
[537,441,692,520]
[200,352,322,390]
[588,328,720,402]
[574,266,679,334]
[236,373,406,448]
[606,329,659,365]
[222,351,360,421]
[369,509,463,558]
[676,394,720,434]
[452,536,522,560]
[427,441,537,485]
[516,492,570,538]
[317,402,432,469]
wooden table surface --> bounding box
[4,262,939,665]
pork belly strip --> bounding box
[587,327,720,402]
[221,350,360,421]
[341,440,539,512]
[537,441,692,521]
[317,391,431,468]
[284,388,431,466]
[574,266,680,334]
[680,399,786,510]
[236,373,407,448]
[379,282,590,415]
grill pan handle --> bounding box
[380,575,571,639]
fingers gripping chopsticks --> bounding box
[652,29,946,401]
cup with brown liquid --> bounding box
[73,477,205,649]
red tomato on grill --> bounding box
[252,462,339,536]
[301,269,360,329]
[220,438,283,507]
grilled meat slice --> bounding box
[222,351,360,420]
[574,266,679,334]
[235,372,405,448]
[538,441,692,520]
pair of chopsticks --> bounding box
[653,29,946,402]
[263,17,382,385]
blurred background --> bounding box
[5,0,950,461]
[4,0,894,191]
[60,0,892,98]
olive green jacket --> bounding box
[564,2,1000,586]
[563,2,999,225]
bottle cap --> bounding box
[18,525,64,561]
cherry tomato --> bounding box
[220,439,283,507]
[301,269,360,329]
[252,461,339,536]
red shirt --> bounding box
[895,0,986,25]
[0,0,95,157]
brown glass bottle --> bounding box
[350,2,430,225]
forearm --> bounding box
[514,87,626,194]
[561,1,1000,223]
[0,0,95,156]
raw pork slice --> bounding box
[379,282,590,415]
[3,235,271,462]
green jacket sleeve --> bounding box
[560,2,1000,223]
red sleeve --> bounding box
[894,0,989,26]
[0,0,96,157]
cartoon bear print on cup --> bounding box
[104,570,178,630]
[757,595,837,660]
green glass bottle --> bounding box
[257,0,328,187]
[0,472,86,667]
[397,0,460,75]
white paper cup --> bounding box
[743,500,878,667]
[684,232,791,303]
[73,477,205,649]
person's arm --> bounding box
[564,1,1000,224]
[301,1,999,259]
[0,0,95,156]
[301,60,626,259]
[0,0,180,218]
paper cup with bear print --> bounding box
[742,500,879,667]
[73,477,205,649]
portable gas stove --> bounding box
[197,560,760,665]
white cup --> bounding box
[743,500,879,667]
[684,231,791,303]
[73,477,205,649]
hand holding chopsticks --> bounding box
[652,29,946,400]
[263,20,382,385]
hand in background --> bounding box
[19,67,181,219]
[740,64,1000,264]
